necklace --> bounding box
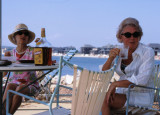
[16,49,27,55]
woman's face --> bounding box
[121,25,140,51]
[14,30,30,45]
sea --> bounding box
[52,56,160,76]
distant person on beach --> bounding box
[101,17,155,115]
[3,23,39,115]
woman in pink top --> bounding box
[3,24,39,115]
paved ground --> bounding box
[15,102,71,115]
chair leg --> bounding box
[56,88,60,107]
[49,106,53,115]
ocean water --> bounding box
[53,56,160,76]
[53,56,107,76]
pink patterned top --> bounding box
[8,47,39,94]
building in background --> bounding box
[80,44,95,54]
[52,46,76,54]
[148,43,160,55]
[2,43,160,56]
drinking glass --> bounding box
[99,65,103,71]
[117,45,129,59]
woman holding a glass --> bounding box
[101,17,155,115]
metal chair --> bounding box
[125,64,160,115]
[39,56,118,115]
[38,49,78,101]
[6,56,118,115]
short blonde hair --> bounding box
[116,17,143,43]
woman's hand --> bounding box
[108,48,120,60]
[106,80,133,103]
[4,51,11,56]
[102,48,120,71]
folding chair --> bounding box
[52,56,118,115]
[6,56,118,115]
[38,49,78,101]
[125,64,160,115]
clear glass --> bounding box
[40,37,52,47]
[117,45,129,59]
[99,65,103,71]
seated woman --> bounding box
[101,17,155,115]
[3,23,39,115]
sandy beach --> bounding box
[14,86,72,115]
[13,75,75,115]
[15,103,71,115]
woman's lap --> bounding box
[5,82,39,98]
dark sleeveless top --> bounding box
[121,61,127,74]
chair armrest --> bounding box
[127,84,160,103]
[126,84,160,115]
[128,84,160,91]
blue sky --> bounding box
[2,0,160,50]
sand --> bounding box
[15,102,71,115]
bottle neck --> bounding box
[41,28,45,38]
[36,28,52,47]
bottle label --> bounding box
[34,48,43,64]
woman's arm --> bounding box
[106,80,133,103]
[3,72,8,77]
[102,48,120,71]
[3,52,11,77]
[4,51,11,56]
[111,80,133,88]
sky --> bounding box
[2,0,160,50]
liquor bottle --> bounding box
[34,28,52,66]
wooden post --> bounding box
[0,0,2,114]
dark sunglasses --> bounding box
[15,31,29,36]
[121,32,140,38]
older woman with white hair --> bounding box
[101,17,155,115]
[3,24,39,115]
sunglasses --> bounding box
[15,31,29,36]
[121,32,140,38]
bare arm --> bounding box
[111,80,133,88]
[4,51,11,56]
[102,48,120,71]
[3,72,8,77]
[3,51,11,77]
[106,80,133,103]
